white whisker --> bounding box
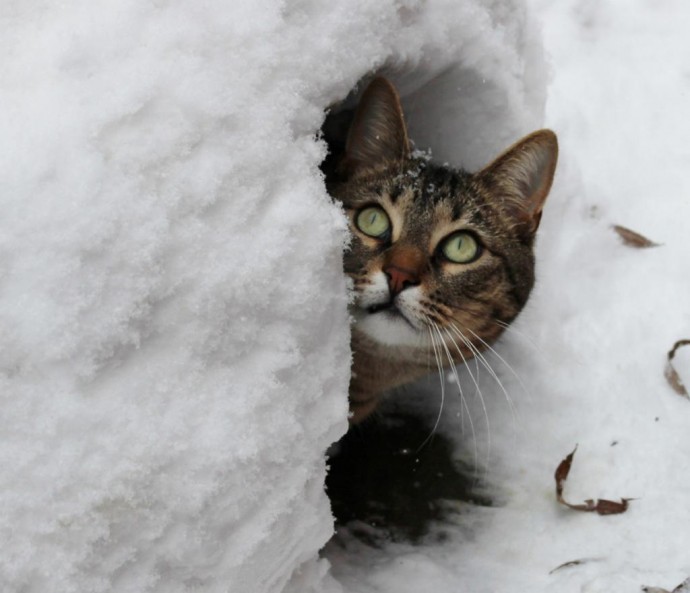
[448,323,519,429]
[442,326,491,474]
[417,319,446,452]
[495,319,541,353]
[429,321,478,473]
[466,327,531,405]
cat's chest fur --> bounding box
[350,328,430,395]
[348,329,431,422]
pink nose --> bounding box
[383,264,420,296]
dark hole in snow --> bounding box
[326,404,493,546]
[320,106,354,183]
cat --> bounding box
[325,77,558,424]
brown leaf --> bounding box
[548,558,598,575]
[642,578,690,593]
[554,446,631,516]
[665,340,690,398]
[584,497,630,515]
[554,445,577,502]
[612,224,660,248]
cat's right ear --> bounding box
[342,77,410,176]
[478,129,558,236]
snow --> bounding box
[2,0,688,592]
[0,1,544,592]
[328,1,690,592]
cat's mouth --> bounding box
[367,302,394,315]
[366,301,418,330]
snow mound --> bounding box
[0,0,545,591]
[328,2,690,593]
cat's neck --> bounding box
[349,328,478,400]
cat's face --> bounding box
[335,160,536,348]
[329,78,557,350]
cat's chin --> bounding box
[351,307,426,348]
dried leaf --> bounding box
[612,224,660,248]
[642,578,690,593]
[665,340,690,398]
[584,497,630,515]
[554,445,577,502]
[549,558,598,575]
[554,446,631,516]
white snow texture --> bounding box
[5,0,688,592]
[0,1,543,592]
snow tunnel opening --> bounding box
[318,57,545,547]
[321,62,545,181]
[325,404,494,546]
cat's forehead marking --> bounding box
[388,185,404,203]
[381,186,414,243]
[422,168,455,204]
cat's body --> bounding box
[326,78,557,423]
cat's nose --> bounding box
[383,264,420,296]
[383,246,425,297]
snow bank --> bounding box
[0,0,546,591]
[329,2,690,593]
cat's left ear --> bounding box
[478,129,558,235]
[343,77,410,176]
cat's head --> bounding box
[329,77,558,349]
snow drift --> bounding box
[0,0,548,591]
[328,2,690,593]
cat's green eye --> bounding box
[355,206,391,238]
[440,232,480,264]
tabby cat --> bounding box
[326,77,558,423]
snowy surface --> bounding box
[2,0,688,592]
[329,2,690,592]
